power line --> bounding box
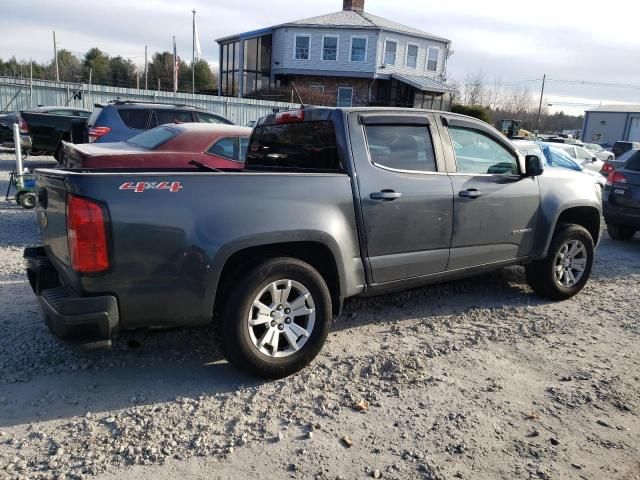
[546,79,640,90]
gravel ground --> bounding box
[0,152,639,480]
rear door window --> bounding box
[624,151,640,171]
[207,137,248,162]
[364,125,437,172]
[118,109,151,129]
[247,121,341,171]
[197,112,232,125]
[155,110,195,126]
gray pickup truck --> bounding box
[25,107,602,378]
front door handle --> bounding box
[370,190,402,201]
[459,189,483,199]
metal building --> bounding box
[582,105,640,146]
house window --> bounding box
[427,47,440,72]
[406,44,419,69]
[310,84,325,93]
[384,40,397,65]
[294,35,311,60]
[337,87,353,107]
[350,36,367,62]
[322,35,338,61]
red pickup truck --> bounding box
[62,123,251,169]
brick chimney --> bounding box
[343,0,365,11]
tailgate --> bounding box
[35,171,72,274]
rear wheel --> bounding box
[607,224,636,241]
[219,257,332,378]
[526,224,594,300]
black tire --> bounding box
[607,224,635,241]
[525,224,594,300]
[19,192,36,209]
[219,257,332,378]
[15,191,23,206]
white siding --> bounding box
[376,32,448,79]
[273,27,378,74]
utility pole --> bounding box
[192,9,196,95]
[535,74,546,133]
[53,30,59,82]
[144,45,148,90]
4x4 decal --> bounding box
[119,181,183,193]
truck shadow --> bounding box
[1,267,542,428]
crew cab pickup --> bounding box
[25,107,602,378]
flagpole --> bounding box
[192,9,196,94]
[173,35,177,94]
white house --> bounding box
[216,0,455,109]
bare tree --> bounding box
[461,70,486,106]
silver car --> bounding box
[583,143,615,162]
[550,143,604,173]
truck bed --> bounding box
[33,168,365,331]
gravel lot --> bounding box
[0,152,639,480]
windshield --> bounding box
[126,126,179,149]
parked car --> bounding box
[603,150,640,240]
[86,100,233,144]
[512,140,605,189]
[545,142,604,173]
[611,141,640,158]
[582,142,615,162]
[1,107,91,156]
[25,107,602,378]
[600,148,640,176]
[0,111,18,147]
[62,123,250,170]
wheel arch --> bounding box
[210,236,345,317]
[542,206,601,257]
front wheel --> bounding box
[219,257,332,378]
[526,224,594,300]
[607,224,635,241]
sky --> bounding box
[1,0,639,115]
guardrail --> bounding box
[0,76,299,125]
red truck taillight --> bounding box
[66,194,110,273]
[88,126,111,143]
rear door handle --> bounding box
[459,189,483,199]
[370,190,402,201]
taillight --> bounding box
[607,171,627,185]
[275,109,305,124]
[601,162,615,175]
[18,116,29,134]
[88,126,111,143]
[66,194,110,273]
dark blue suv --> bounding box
[85,100,233,143]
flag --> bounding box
[194,16,202,60]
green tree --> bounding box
[83,48,110,85]
[54,49,83,82]
[109,56,136,87]
[451,104,492,124]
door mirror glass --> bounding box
[525,155,544,177]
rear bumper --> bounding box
[24,246,119,346]
[603,204,640,229]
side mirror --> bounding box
[524,155,544,177]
